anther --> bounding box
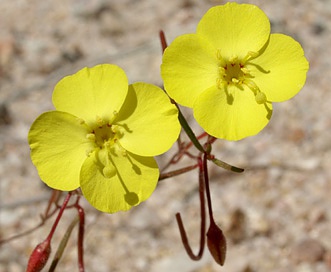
[229,55,238,64]
[96,116,105,127]
[216,78,224,89]
[240,67,250,75]
[231,78,239,84]
[86,133,96,141]
[218,66,226,75]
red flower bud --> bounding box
[26,238,51,272]
[207,221,227,266]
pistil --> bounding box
[216,50,267,104]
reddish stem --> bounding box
[46,192,72,242]
[175,156,206,260]
[202,153,215,222]
[75,203,85,272]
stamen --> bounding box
[86,133,95,141]
[229,55,238,65]
[240,67,250,75]
[242,51,259,63]
[109,111,118,124]
[96,116,105,127]
[111,125,119,134]
[216,49,226,66]
[231,78,239,84]
[218,66,226,75]
[216,78,226,89]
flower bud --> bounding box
[207,221,226,266]
[26,238,51,272]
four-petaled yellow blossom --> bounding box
[161,2,309,140]
[28,64,180,213]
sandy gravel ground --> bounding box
[1,0,331,271]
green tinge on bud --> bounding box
[26,238,51,272]
[206,221,227,266]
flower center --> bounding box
[85,114,124,178]
[86,115,120,150]
[216,50,267,104]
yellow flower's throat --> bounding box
[216,50,267,104]
[85,114,124,178]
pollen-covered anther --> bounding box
[218,66,226,75]
[240,67,250,75]
[216,78,226,89]
[231,78,240,84]
[86,133,96,141]
[96,116,105,127]
[229,55,238,64]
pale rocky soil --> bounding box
[0,0,331,271]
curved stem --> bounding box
[175,157,206,260]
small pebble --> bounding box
[290,238,326,263]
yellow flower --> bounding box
[161,3,309,140]
[28,64,180,213]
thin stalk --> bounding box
[46,192,72,242]
[202,153,214,221]
[175,157,206,260]
[48,215,79,272]
[177,106,205,153]
[159,164,198,181]
[75,204,85,272]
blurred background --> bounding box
[0,0,330,271]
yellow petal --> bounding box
[247,34,309,102]
[197,3,270,60]
[161,34,219,107]
[52,64,128,127]
[28,111,92,191]
[116,83,180,156]
[193,85,272,141]
[80,148,159,213]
